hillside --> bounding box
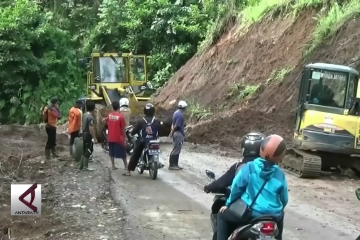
[153,1,360,148]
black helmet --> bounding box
[144,103,155,116]
[241,132,265,157]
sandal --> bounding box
[122,172,131,176]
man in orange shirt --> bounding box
[42,97,61,160]
[68,100,83,156]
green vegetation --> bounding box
[0,0,83,124]
[228,83,259,100]
[2,0,360,124]
[0,0,224,124]
[306,0,360,56]
[238,85,259,100]
[267,67,293,84]
[187,100,212,120]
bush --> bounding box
[0,0,84,124]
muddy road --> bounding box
[1,124,359,239]
[95,142,360,240]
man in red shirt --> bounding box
[106,101,127,170]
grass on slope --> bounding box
[241,0,323,27]
[306,0,360,56]
[199,0,324,53]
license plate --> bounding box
[148,150,160,155]
[259,236,275,240]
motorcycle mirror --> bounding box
[205,170,215,180]
[355,188,360,201]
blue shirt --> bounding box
[172,109,184,135]
[226,158,288,217]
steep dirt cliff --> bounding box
[153,9,360,148]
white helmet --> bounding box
[119,98,129,107]
[178,100,188,109]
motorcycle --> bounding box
[205,170,280,240]
[125,125,138,155]
[101,125,138,155]
[137,140,161,180]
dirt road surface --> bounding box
[1,125,360,239]
[94,142,360,240]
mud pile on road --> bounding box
[153,9,360,148]
[0,125,66,238]
[0,125,123,239]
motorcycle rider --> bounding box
[124,103,162,176]
[216,134,288,240]
[204,132,265,194]
[204,132,265,240]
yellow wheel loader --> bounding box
[77,52,164,143]
[281,63,360,178]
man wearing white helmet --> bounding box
[119,97,131,128]
[168,100,188,170]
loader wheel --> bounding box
[73,137,83,162]
[94,104,105,143]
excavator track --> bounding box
[280,148,322,178]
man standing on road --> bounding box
[106,101,127,170]
[42,97,61,161]
[68,100,83,156]
[80,100,97,171]
[168,100,188,170]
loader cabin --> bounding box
[78,53,150,100]
[90,52,147,84]
[299,63,359,115]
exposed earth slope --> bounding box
[153,7,360,148]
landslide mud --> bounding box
[152,10,360,148]
[0,125,123,239]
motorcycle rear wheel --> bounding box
[149,156,158,180]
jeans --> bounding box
[216,210,242,240]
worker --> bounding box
[68,100,83,156]
[168,100,188,170]
[42,97,61,160]
[124,103,161,176]
[106,101,127,170]
[80,100,97,171]
[119,97,131,128]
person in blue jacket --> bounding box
[216,134,288,240]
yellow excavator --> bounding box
[281,63,360,178]
[77,52,156,143]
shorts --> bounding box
[108,142,126,159]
